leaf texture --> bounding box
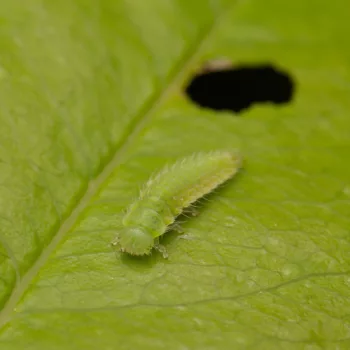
[0,0,350,349]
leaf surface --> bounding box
[0,0,350,349]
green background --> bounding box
[0,0,350,349]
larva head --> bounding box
[118,227,154,256]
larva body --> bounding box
[114,150,242,256]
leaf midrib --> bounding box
[0,3,236,329]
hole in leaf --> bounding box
[185,62,295,113]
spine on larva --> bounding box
[141,150,241,213]
[116,150,242,256]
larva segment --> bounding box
[114,150,242,256]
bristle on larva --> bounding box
[113,150,242,257]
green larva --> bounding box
[112,150,242,257]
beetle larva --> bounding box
[112,150,242,257]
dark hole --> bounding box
[185,63,295,113]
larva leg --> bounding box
[154,238,168,259]
[178,234,194,240]
[183,206,199,217]
[111,236,119,247]
[168,222,184,233]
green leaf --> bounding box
[1,0,350,349]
